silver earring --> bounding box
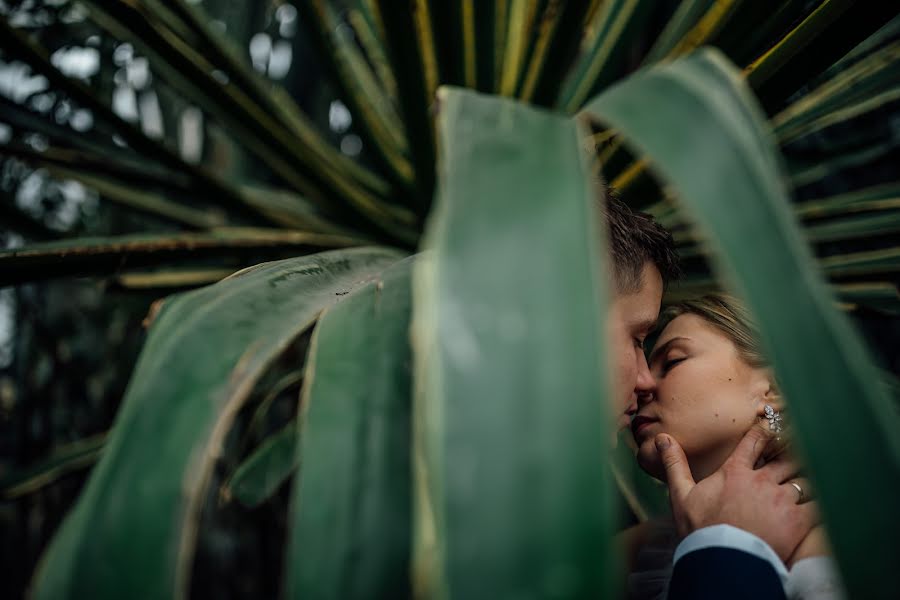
[764,404,783,433]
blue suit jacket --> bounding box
[668,546,787,600]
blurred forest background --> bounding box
[1,1,899,599]
[0,1,363,597]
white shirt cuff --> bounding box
[673,524,788,587]
[786,556,847,600]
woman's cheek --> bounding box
[670,403,724,458]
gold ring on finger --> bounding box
[790,481,805,503]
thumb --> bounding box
[727,422,773,469]
[655,434,695,504]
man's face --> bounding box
[607,262,663,433]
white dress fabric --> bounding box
[626,518,847,600]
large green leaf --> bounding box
[412,87,612,599]
[581,47,900,599]
[31,247,403,599]
[285,257,414,600]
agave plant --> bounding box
[2,1,900,599]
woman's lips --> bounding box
[631,416,659,443]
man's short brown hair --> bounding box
[600,186,680,294]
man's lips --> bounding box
[630,415,659,442]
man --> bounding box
[603,193,817,599]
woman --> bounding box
[623,294,845,600]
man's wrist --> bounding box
[674,524,788,586]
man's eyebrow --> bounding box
[648,336,690,366]
[635,317,658,334]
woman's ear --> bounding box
[754,371,783,417]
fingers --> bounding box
[727,422,775,469]
[655,434,696,505]
[760,455,801,483]
[793,500,821,535]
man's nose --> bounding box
[634,350,656,396]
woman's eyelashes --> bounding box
[661,356,686,374]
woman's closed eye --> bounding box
[661,356,686,374]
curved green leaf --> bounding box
[286,257,414,600]
[223,423,299,508]
[581,47,900,598]
[31,247,403,599]
[413,87,612,599]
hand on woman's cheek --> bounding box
[635,314,772,482]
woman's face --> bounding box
[632,313,773,481]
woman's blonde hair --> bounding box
[658,294,767,369]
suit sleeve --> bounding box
[667,525,788,600]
